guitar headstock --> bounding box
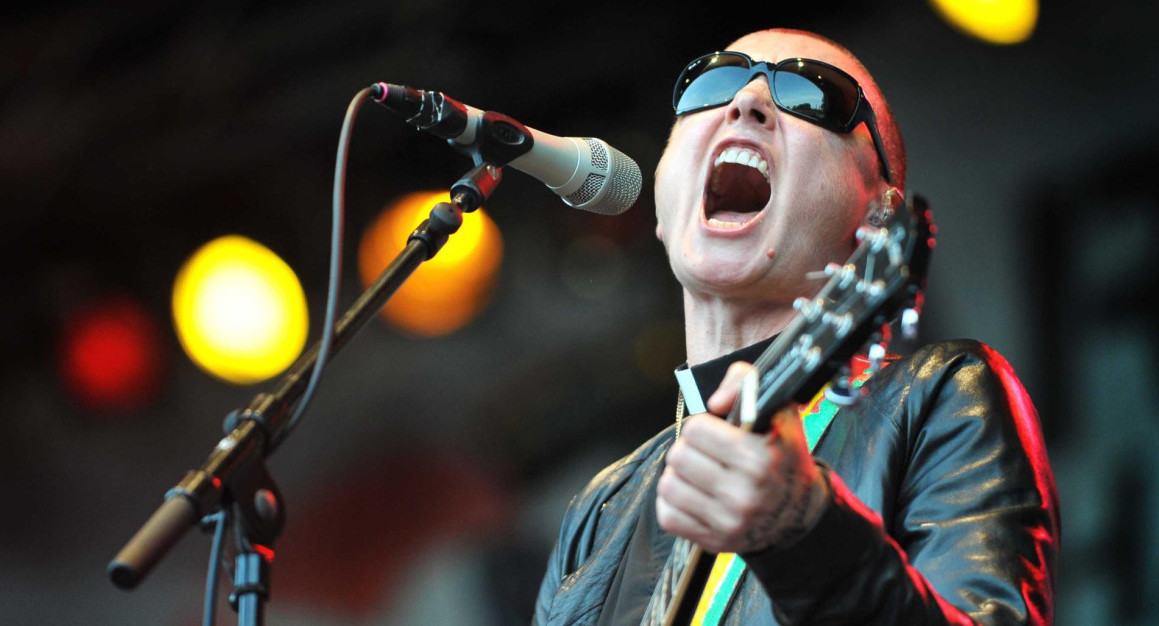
[739,195,934,433]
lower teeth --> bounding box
[707,217,746,230]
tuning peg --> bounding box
[824,366,861,407]
[868,342,886,373]
[805,262,844,281]
[821,311,853,337]
[901,307,920,340]
[793,296,823,321]
[856,225,889,249]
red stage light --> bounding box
[59,297,164,413]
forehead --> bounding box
[726,31,870,85]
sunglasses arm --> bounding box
[856,104,891,184]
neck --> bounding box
[682,290,797,365]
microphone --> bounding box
[371,83,641,216]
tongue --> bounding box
[707,163,769,221]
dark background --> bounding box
[2,1,1157,624]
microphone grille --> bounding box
[589,139,609,170]
[564,139,641,216]
[566,173,608,208]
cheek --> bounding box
[653,159,674,234]
[783,133,872,250]
[658,116,715,179]
[654,150,675,204]
[810,132,875,205]
[653,131,681,203]
[653,123,700,227]
[848,128,881,190]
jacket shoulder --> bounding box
[876,338,1035,426]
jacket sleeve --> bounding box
[534,497,579,626]
[742,340,1060,625]
[534,427,677,625]
[533,464,621,626]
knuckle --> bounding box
[734,494,762,520]
[657,515,674,534]
[747,462,774,487]
[656,501,674,530]
[719,513,745,537]
[737,451,771,481]
[732,483,769,517]
[756,445,779,473]
[657,472,677,500]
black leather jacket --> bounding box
[534,340,1059,625]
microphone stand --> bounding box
[107,162,502,625]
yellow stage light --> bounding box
[929,0,1038,45]
[172,235,308,384]
[359,191,503,337]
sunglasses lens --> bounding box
[772,61,859,130]
[674,54,752,115]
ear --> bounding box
[865,187,904,227]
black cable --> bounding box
[202,511,228,626]
[272,86,372,450]
[197,86,369,624]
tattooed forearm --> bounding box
[742,464,813,552]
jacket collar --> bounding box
[673,336,776,415]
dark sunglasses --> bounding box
[673,51,892,184]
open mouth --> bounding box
[704,146,771,230]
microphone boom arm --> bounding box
[107,163,502,602]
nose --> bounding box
[725,76,777,128]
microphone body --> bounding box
[372,83,641,216]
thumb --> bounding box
[705,361,755,416]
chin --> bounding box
[671,254,772,300]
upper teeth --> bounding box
[714,147,769,177]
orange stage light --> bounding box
[358,191,503,337]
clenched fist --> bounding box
[656,361,830,553]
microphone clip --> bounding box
[467,111,535,168]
